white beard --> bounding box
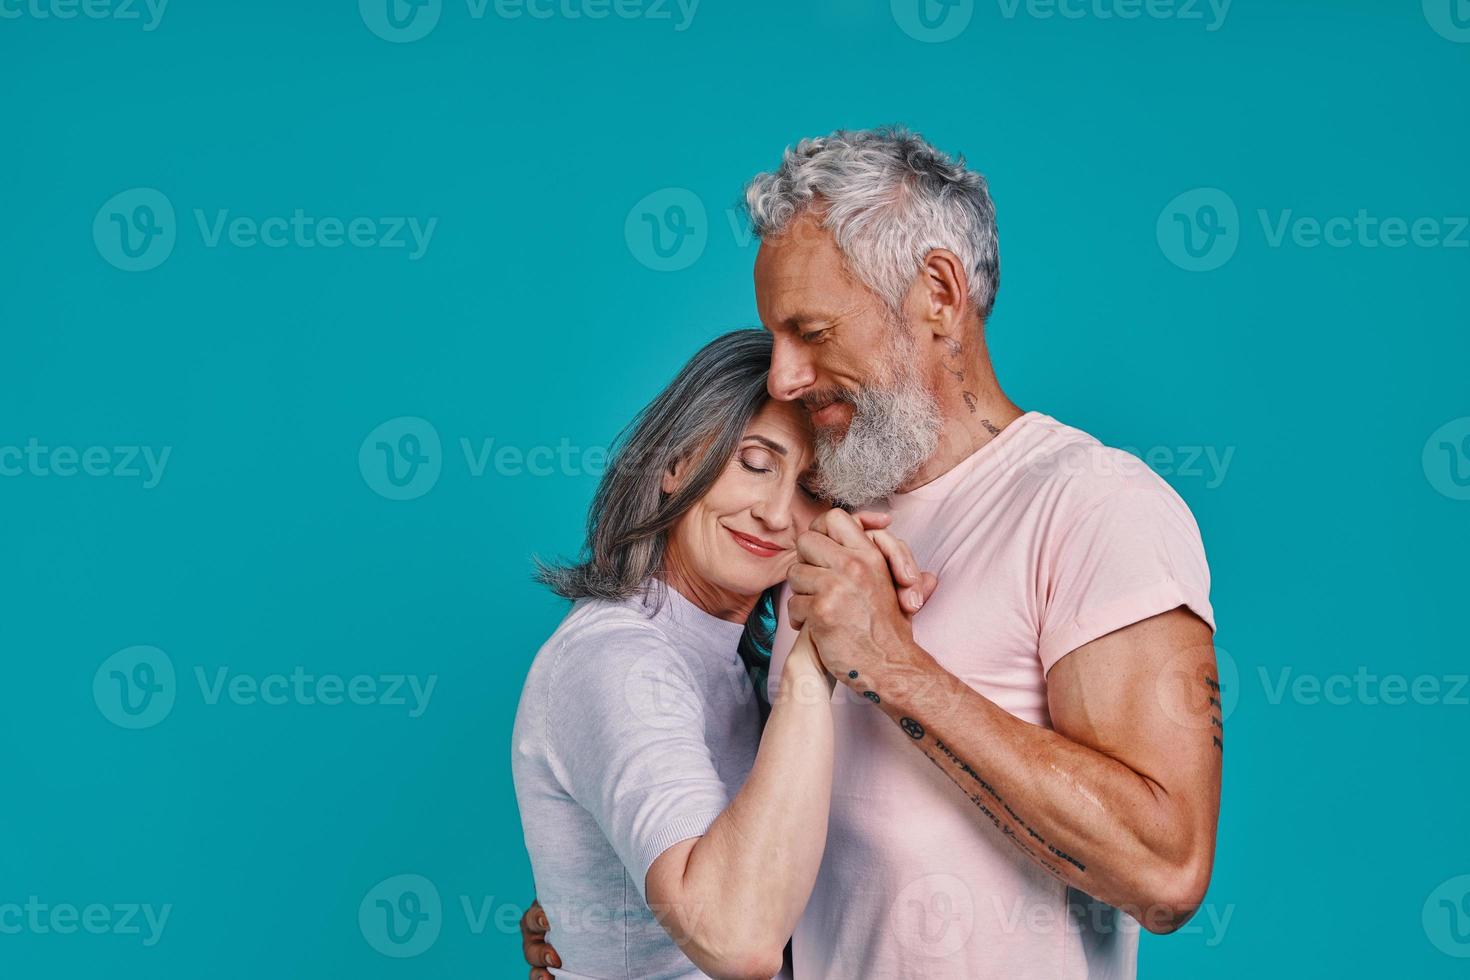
[813,353,942,509]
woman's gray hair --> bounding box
[744,126,1000,321]
[536,329,775,602]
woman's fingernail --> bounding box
[548,952,561,968]
[909,589,923,609]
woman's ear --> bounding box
[661,456,688,495]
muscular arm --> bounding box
[643,630,834,980]
[854,608,1220,932]
[788,508,1221,933]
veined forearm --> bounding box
[858,643,1212,932]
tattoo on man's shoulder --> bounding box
[864,691,881,704]
[899,717,925,739]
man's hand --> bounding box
[518,901,559,979]
[787,508,933,685]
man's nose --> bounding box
[767,336,816,401]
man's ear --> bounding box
[661,455,689,495]
[915,247,970,337]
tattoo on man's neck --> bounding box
[941,338,966,383]
[963,392,977,414]
[981,418,1002,437]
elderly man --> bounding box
[524,127,1220,979]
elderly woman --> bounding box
[512,329,923,980]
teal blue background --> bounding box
[3,0,1468,975]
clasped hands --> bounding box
[786,509,938,691]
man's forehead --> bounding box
[755,223,848,319]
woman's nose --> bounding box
[750,489,794,533]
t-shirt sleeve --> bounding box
[544,623,731,902]
[1037,483,1215,675]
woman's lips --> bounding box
[726,527,784,558]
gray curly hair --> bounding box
[743,126,1000,321]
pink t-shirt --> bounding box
[769,412,1215,980]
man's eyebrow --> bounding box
[778,310,826,328]
[743,435,788,456]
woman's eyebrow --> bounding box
[743,435,788,456]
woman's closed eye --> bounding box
[738,448,777,475]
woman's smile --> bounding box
[724,525,786,559]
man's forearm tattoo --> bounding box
[889,708,1086,878]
